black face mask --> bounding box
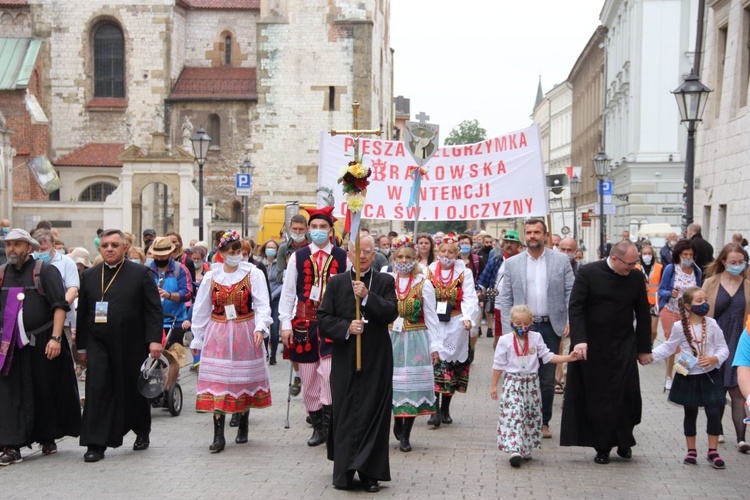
[154,258,170,268]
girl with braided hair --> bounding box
[646,286,730,468]
[388,237,441,452]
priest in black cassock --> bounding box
[560,240,652,465]
[318,234,398,493]
[76,229,163,462]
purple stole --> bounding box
[0,286,26,376]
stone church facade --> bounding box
[2,0,393,247]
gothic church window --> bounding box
[94,23,125,98]
[224,35,232,65]
[79,182,116,202]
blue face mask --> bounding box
[690,302,710,317]
[145,257,154,267]
[0,227,8,236]
[33,251,51,264]
[459,244,472,255]
[309,229,329,245]
[725,263,747,276]
[130,258,141,264]
[513,325,529,337]
[265,248,277,258]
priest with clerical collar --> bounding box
[76,229,163,463]
[317,234,399,493]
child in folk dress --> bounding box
[645,286,729,468]
[490,305,578,467]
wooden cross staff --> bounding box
[330,101,381,371]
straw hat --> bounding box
[150,236,176,257]
[69,247,92,268]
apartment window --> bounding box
[715,24,728,117]
[94,24,125,98]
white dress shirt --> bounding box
[278,242,333,331]
[525,249,548,316]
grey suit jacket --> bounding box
[499,249,574,336]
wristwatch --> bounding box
[51,335,63,343]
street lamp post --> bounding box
[240,157,254,238]
[569,175,581,242]
[593,150,611,258]
[671,69,712,235]
[190,127,211,241]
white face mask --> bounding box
[439,256,456,268]
[289,232,306,243]
[642,255,653,265]
[224,254,243,267]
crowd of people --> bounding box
[1,216,750,492]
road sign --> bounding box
[598,180,613,195]
[236,188,251,196]
[235,173,252,189]
[593,204,616,215]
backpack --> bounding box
[0,259,46,296]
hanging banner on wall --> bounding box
[318,124,548,221]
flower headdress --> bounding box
[441,233,458,246]
[217,230,241,250]
[391,236,414,250]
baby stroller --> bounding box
[148,314,183,416]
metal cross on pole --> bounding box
[403,112,440,237]
[329,101,381,372]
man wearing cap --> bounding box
[0,229,79,466]
[142,229,156,251]
[477,230,522,344]
[279,206,347,447]
[149,236,192,348]
[76,229,163,462]
[500,218,574,439]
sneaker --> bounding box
[718,434,725,443]
[509,452,522,467]
[542,425,552,439]
[0,448,22,466]
[664,376,672,391]
[290,376,302,397]
[738,441,750,454]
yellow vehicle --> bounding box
[257,202,345,244]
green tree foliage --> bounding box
[405,220,467,235]
[444,119,487,146]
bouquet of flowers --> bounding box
[337,160,371,213]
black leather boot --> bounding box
[393,416,403,440]
[321,405,332,443]
[307,410,325,446]
[441,394,453,424]
[235,412,249,444]
[427,393,441,427]
[209,414,226,453]
[399,417,415,452]
[229,412,240,427]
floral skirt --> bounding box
[497,372,542,455]
[391,328,436,416]
[196,318,271,413]
[434,347,474,395]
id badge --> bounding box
[309,285,321,302]
[95,301,108,323]
[392,317,405,333]
[436,301,448,315]
[225,304,238,320]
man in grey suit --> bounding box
[500,218,574,439]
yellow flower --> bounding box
[347,194,365,212]
[348,162,366,178]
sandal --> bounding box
[555,382,565,394]
[683,449,697,465]
[707,450,725,469]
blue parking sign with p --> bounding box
[236,173,252,189]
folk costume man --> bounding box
[317,235,399,493]
[560,240,652,464]
[77,229,163,462]
[0,229,78,466]
[279,206,347,446]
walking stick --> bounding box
[284,360,293,429]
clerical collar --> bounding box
[351,266,372,277]
[105,258,125,270]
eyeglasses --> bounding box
[614,255,638,268]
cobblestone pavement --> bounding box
[2,328,747,499]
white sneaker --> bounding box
[718,434,725,443]
[664,377,673,391]
[509,452,522,468]
[737,441,750,453]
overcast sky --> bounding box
[390,0,605,141]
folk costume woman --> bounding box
[388,237,441,452]
[427,234,479,426]
[190,230,272,453]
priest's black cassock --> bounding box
[317,268,398,488]
[0,258,79,448]
[77,260,162,448]
[560,259,651,452]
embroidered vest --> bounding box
[210,275,254,323]
[395,279,426,331]
[294,245,347,308]
[428,267,464,316]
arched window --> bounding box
[79,182,117,202]
[224,35,232,65]
[208,113,221,147]
[94,23,125,98]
